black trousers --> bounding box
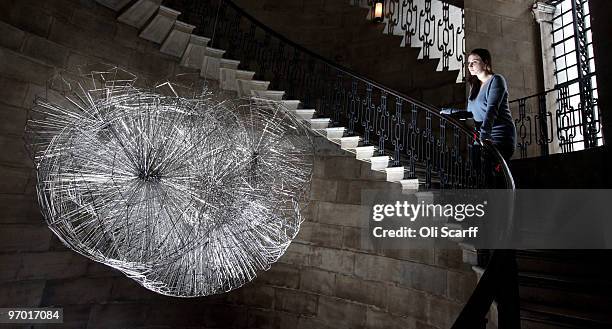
[472,142,514,188]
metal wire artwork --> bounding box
[25,65,314,297]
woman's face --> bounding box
[467,54,487,76]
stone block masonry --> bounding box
[0,0,476,327]
[465,0,543,100]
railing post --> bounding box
[392,98,403,167]
[536,94,550,156]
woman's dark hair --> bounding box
[468,48,494,101]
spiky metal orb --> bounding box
[25,65,314,297]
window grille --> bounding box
[549,0,601,151]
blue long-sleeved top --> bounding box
[468,74,516,147]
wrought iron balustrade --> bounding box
[163,0,508,190]
[352,0,465,83]
[511,77,602,159]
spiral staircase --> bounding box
[91,1,612,329]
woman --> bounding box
[442,49,517,160]
[466,48,516,160]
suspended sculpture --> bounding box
[25,65,314,297]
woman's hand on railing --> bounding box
[440,108,473,120]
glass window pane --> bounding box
[554,43,565,56]
[569,83,580,95]
[563,12,573,25]
[555,57,566,70]
[566,52,577,66]
[563,24,574,37]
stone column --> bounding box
[532,2,560,155]
[532,2,556,92]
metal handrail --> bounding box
[509,73,597,104]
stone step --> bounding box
[118,0,162,28]
[294,109,316,120]
[237,79,270,97]
[399,178,420,191]
[220,58,241,69]
[325,127,345,139]
[309,118,331,130]
[251,90,285,100]
[281,100,300,111]
[340,136,360,150]
[370,156,390,170]
[355,146,376,160]
[219,69,255,91]
[160,21,195,58]
[180,35,211,69]
[385,166,405,182]
[139,6,181,44]
[200,48,229,80]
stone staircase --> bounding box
[102,0,422,191]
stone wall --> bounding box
[0,0,475,328]
[465,0,543,100]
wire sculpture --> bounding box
[25,65,314,297]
